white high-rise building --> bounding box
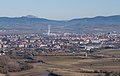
[48,25,51,36]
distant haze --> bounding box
[0,15,120,34]
[0,0,120,20]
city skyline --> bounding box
[0,0,120,20]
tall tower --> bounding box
[48,25,51,36]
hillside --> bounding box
[0,15,120,33]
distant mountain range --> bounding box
[0,15,120,33]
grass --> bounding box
[9,54,120,76]
[97,49,120,55]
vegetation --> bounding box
[1,49,120,76]
[0,56,33,74]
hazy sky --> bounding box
[0,0,120,20]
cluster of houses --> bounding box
[0,33,120,56]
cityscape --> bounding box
[0,27,120,76]
[0,0,120,76]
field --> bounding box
[96,49,120,55]
[9,49,120,76]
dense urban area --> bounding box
[0,32,120,76]
[1,0,120,76]
[0,32,120,56]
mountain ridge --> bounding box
[0,15,120,33]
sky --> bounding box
[0,0,120,20]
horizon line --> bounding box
[0,14,119,21]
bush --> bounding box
[0,56,33,73]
